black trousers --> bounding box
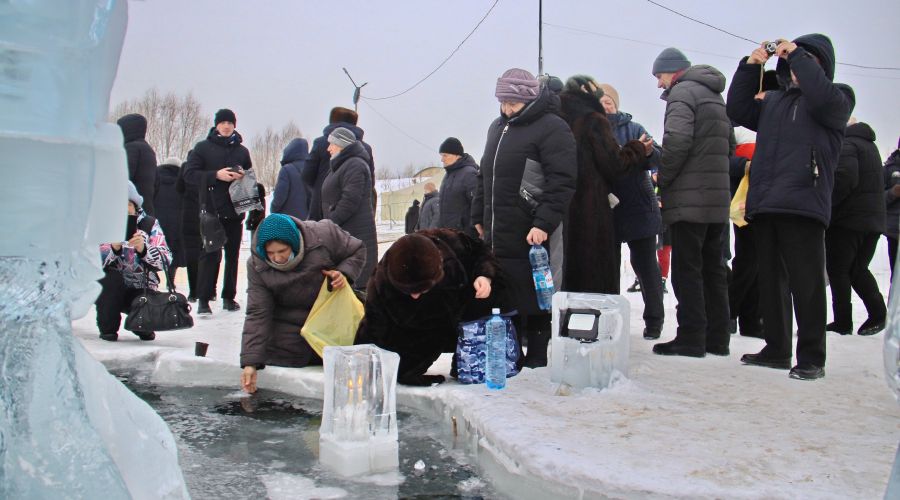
[185,260,199,297]
[623,236,664,329]
[198,216,243,302]
[887,235,898,285]
[825,227,886,328]
[669,221,730,348]
[753,214,826,367]
[729,223,762,335]
[95,268,145,334]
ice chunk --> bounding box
[414,460,426,471]
[549,292,630,390]
[319,344,400,477]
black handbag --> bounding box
[199,175,227,253]
[125,258,194,332]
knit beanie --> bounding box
[439,137,464,156]
[127,180,143,208]
[598,83,620,110]
[385,234,445,295]
[652,48,691,75]
[328,127,357,148]
[214,108,237,125]
[256,214,302,258]
[495,68,540,103]
[329,107,359,125]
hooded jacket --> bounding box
[117,114,158,215]
[607,111,662,243]
[437,154,479,234]
[241,217,366,369]
[271,138,311,219]
[472,86,577,315]
[658,65,733,225]
[153,160,185,268]
[303,123,374,221]
[320,140,377,290]
[830,122,887,233]
[182,127,254,220]
[727,34,855,226]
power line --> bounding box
[645,0,900,71]
[364,0,500,101]
[361,100,435,154]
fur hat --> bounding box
[652,48,691,75]
[162,156,182,167]
[439,137,464,156]
[256,214,302,258]
[127,180,143,208]
[328,127,357,149]
[598,83,619,110]
[564,74,604,99]
[329,107,359,125]
[214,108,237,125]
[385,234,445,295]
[495,68,540,103]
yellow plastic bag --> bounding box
[300,280,365,357]
[730,173,750,228]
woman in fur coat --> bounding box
[557,75,650,294]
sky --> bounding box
[110,0,900,173]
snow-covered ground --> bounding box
[73,234,900,499]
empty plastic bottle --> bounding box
[529,244,554,311]
[485,308,507,390]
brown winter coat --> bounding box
[557,90,647,294]
[240,217,366,369]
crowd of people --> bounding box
[98,33,897,387]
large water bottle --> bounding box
[485,308,507,390]
[529,244,554,311]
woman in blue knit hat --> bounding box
[240,213,366,393]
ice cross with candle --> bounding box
[319,344,400,476]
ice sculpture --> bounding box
[319,345,400,477]
[884,260,900,496]
[549,292,630,390]
[0,1,188,498]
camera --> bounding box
[764,40,780,56]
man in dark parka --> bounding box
[727,34,855,380]
[117,113,157,215]
[355,229,499,386]
[437,137,479,235]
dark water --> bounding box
[118,374,503,500]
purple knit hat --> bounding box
[495,68,540,103]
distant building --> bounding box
[378,166,445,222]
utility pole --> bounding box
[538,0,543,75]
[342,67,368,112]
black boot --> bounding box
[523,328,551,368]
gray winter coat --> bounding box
[417,190,440,230]
[321,141,377,290]
[658,65,733,225]
[240,218,366,369]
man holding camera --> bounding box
[727,34,855,380]
[182,108,253,315]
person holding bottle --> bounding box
[471,68,577,368]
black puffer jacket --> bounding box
[182,128,253,220]
[884,150,900,239]
[303,123,374,221]
[438,154,479,234]
[658,65,733,225]
[831,122,887,233]
[117,113,158,215]
[472,86,577,315]
[321,140,377,290]
[153,160,185,267]
[727,34,855,226]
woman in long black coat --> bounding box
[320,127,378,292]
[472,68,577,367]
[557,75,649,295]
[153,157,186,283]
[176,157,201,301]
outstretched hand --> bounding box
[241,366,258,393]
[322,269,346,290]
[473,276,492,299]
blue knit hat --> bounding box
[256,214,301,258]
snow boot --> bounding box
[523,328,551,368]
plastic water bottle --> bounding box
[485,308,507,390]
[529,244,554,311]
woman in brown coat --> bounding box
[240,214,366,393]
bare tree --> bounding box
[111,88,207,162]
[250,121,303,190]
